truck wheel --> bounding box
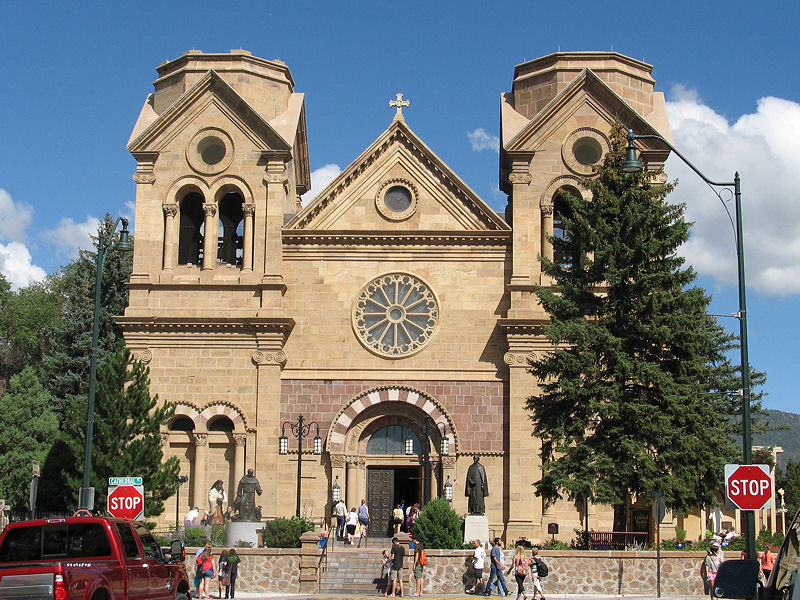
[175,593,189,600]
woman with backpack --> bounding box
[412,537,426,597]
[507,545,531,600]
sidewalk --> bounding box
[224,593,705,600]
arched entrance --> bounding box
[326,386,458,537]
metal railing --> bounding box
[588,531,649,549]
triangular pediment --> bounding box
[127,70,292,154]
[503,68,667,153]
[285,119,509,237]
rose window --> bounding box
[353,273,438,357]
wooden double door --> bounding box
[367,466,420,537]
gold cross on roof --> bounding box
[389,93,410,121]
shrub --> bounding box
[537,539,571,550]
[183,527,209,547]
[412,498,462,549]
[261,516,314,548]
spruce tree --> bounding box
[66,344,180,517]
[526,122,750,527]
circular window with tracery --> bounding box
[353,273,438,358]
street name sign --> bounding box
[725,464,772,511]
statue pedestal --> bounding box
[463,515,489,544]
[226,521,261,547]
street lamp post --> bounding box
[279,415,322,517]
[175,475,188,531]
[622,130,755,559]
[80,217,133,510]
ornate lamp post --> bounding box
[175,475,188,531]
[279,415,322,517]
[80,218,133,510]
[622,130,755,559]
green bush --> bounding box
[184,526,209,546]
[537,539,571,550]
[261,516,314,548]
[412,498,463,549]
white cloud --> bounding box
[468,128,500,153]
[0,241,46,289]
[41,216,100,259]
[301,164,342,206]
[666,91,800,297]
[0,188,34,243]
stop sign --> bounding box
[107,485,144,520]
[725,464,772,510]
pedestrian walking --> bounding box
[346,506,358,545]
[507,545,530,600]
[393,504,405,535]
[466,539,486,594]
[529,549,545,600]
[334,498,347,539]
[381,549,393,597]
[195,546,215,599]
[217,550,229,599]
[704,543,722,599]
[761,545,776,581]
[484,538,509,597]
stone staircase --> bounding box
[319,536,397,595]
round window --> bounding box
[353,273,438,358]
[198,136,226,165]
[572,136,603,166]
[384,186,412,212]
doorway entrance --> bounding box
[367,466,421,537]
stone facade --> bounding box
[121,49,706,543]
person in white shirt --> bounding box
[334,500,347,539]
[346,507,359,545]
[466,539,487,594]
[185,507,200,528]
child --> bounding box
[381,549,393,597]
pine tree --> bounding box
[412,497,463,549]
[776,460,800,520]
[0,367,59,513]
[65,344,180,517]
[526,122,751,526]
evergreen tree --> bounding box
[412,497,463,549]
[65,344,180,517]
[40,214,132,417]
[0,367,59,513]
[526,122,752,527]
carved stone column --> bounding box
[162,203,178,270]
[192,433,208,509]
[345,456,365,510]
[330,454,346,515]
[202,203,217,270]
[541,203,554,263]
[233,433,247,482]
[242,203,255,271]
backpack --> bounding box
[515,557,528,575]
[534,557,549,577]
[419,548,428,566]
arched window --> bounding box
[553,186,579,268]
[178,192,204,266]
[169,416,195,431]
[217,192,244,266]
[208,416,235,432]
[366,425,421,455]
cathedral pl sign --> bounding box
[725,464,772,511]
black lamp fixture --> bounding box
[80,217,134,510]
[622,129,754,560]
[332,475,341,503]
[404,417,450,503]
[444,475,453,502]
[279,415,322,516]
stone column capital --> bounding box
[233,433,247,447]
[242,203,256,217]
[193,432,208,447]
[162,203,178,217]
[203,203,217,218]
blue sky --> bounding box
[1,1,798,414]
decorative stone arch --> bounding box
[168,401,203,431]
[540,175,587,266]
[163,176,213,269]
[197,401,248,431]
[208,176,256,269]
[325,385,459,454]
[209,175,254,204]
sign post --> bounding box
[107,477,144,520]
[725,465,772,510]
[652,492,665,598]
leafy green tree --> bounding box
[0,278,61,395]
[40,214,132,416]
[526,122,753,529]
[777,459,800,520]
[413,497,463,548]
[0,367,59,512]
[63,344,180,517]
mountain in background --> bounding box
[753,409,800,469]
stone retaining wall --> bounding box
[188,545,708,597]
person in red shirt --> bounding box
[195,547,215,599]
[761,545,776,581]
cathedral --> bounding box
[120,49,681,541]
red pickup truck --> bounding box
[0,516,190,600]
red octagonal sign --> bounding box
[107,485,144,520]
[725,464,772,511]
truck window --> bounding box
[115,522,141,559]
[0,523,111,561]
[133,523,162,561]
